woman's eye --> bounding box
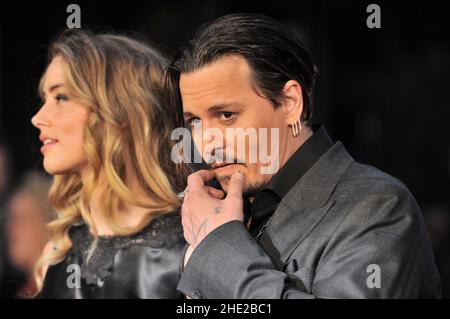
[54,94,69,103]
[219,112,235,121]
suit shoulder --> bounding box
[331,161,423,227]
[338,161,413,199]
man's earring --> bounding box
[291,119,302,137]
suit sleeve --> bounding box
[177,185,440,299]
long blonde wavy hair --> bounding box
[35,30,187,290]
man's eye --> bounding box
[54,94,69,103]
[186,117,202,126]
[219,112,235,121]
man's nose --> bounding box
[203,125,228,163]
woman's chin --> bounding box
[43,167,61,175]
[43,160,70,175]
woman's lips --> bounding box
[40,139,58,154]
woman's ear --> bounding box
[281,80,304,124]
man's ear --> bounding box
[281,80,304,124]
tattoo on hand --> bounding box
[214,207,222,214]
[188,211,208,244]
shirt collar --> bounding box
[263,125,334,199]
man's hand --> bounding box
[181,170,245,249]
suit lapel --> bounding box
[264,142,355,264]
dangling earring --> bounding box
[291,118,302,137]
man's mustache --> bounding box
[211,162,246,169]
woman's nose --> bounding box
[31,105,49,128]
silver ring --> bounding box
[177,187,188,200]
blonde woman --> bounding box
[31,30,187,298]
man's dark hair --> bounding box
[166,13,318,127]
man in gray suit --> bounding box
[167,13,441,298]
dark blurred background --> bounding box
[0,0,449,298]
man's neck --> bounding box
[281,124,313,169]
[247,125,313,204]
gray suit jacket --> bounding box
[178,142,441,298]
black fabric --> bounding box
[40,211,186,299]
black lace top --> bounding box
[40,211,187,299]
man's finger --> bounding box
[226,171,245,198]
[187,170,216,190]
[205,186,225,199]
